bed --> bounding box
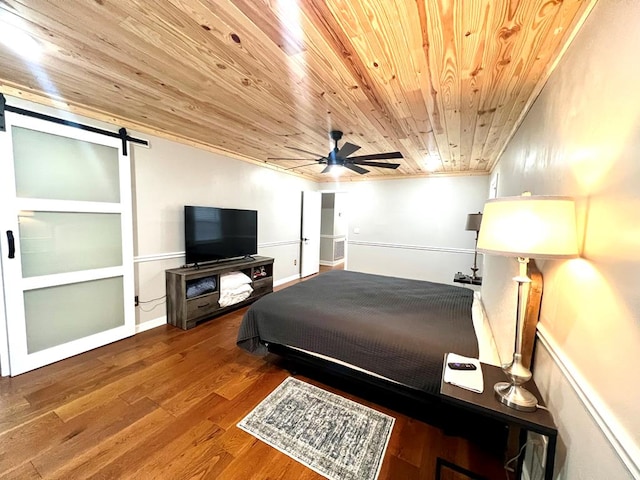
[237,270,499,397]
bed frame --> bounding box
[266,341,508,449]
[266,342,436,405]
[264,262,543,436]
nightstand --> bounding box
[440,362,558,480]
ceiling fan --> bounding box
[269,131,403,174]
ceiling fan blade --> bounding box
[286,146,327,157]
[351,160,400,169]
[347,151,404,161]
[268,157,322,161]
[321,165,332,174]
[337,142,360,158]
[344,163,369,175]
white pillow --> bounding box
[220,271,252,291]
[472,292,501,367]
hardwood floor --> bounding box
[0,276,507,479]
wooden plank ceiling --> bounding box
[0,0,595,181]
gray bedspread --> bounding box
[237,270,479,394]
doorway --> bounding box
[300,191,348,280]
[319,192,347,269]
[300,191,321,278]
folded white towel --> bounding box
[218,283,253,307]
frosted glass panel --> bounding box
[19,212,122,277]
[25,277,124,354]
[12,127,120,202]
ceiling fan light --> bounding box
[424,156,441,172]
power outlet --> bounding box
[293,259,297,266]
[134,295,139,307]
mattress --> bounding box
[237,270,495,394]
[289,291,499,384]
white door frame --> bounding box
[318,189,349,269]
[300,191,321,278]
[0,112,135,376]
[0,252,9,376]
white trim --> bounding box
[135,316,167,333]
[132,241,300,264]
[6,109,123,146]
[16,198,123,213]
[320,234,345,240]
[259,240,300,248]
[274,274,301,287]
[134,251,185,263]
[10,324,133,376]
[320,260,345,267]
[0,272,9,376]
[21,266,124,291]
[536,324,640,478]
[348,240,476,255]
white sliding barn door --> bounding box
[0,113,135,376]
[300,191,321,278]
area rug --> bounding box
[237,377,395,480]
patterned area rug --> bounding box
[238,377,395,480]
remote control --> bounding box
[447,362,477,371]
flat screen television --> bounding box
[184,206,258,265]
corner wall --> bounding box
[325,175,489,284]
[131,135,315,328]
[483,0,640,476]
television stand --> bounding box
[166,256,274,330]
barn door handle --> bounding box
[6,230,15,258]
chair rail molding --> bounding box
[133,240,301,264]
[134,251,184,263]
[536,324,640,478]
[347,240,476,255]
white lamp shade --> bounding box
[477,195,579,259]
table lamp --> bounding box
[477,194,578,411]
[465,212,483,280]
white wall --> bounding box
[131,135,315,327]
[483,0,640,477]
[333,192,348,237]
[325,175,489,284]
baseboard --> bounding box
[274,274,301,287]
[320,260,345,267]
[135,316,167,333]
[536,324,640,478]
